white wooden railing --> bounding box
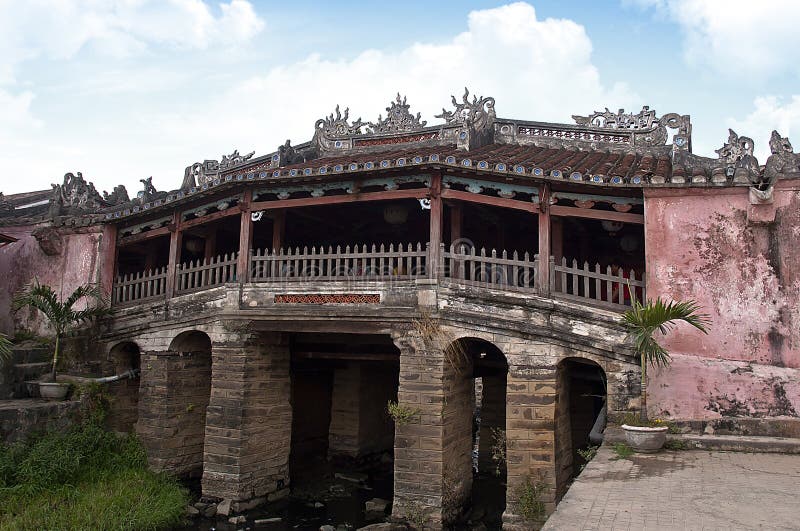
[113,266,168,304]
[551,257,645,308]
[442,244,538,292]
[112,245,646,311]
[250,243,428,281]
[176,252,238,294]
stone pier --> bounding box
[202,331,292,503]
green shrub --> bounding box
[387,400,421,426]
[515,475,547,523]
[0,419,186,529]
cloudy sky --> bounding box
[1,0,799,196]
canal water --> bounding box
[182,464,394,531]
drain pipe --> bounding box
[91,368,141,384]
[589,398,607,445]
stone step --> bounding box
[13,362,52,382]
[11,347,51,365]
[675,433,800,454]
[605,427,800,454]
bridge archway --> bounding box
[556,357,607,495]
[168,330,212,478]
[442,336,508,529]
[107,341,141,433]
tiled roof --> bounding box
[235,142,676,187]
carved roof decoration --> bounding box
[715,129,754,164]
[219,149,255,171]
[436,87,496,129]
[316,105,364,138]
[2,89,796,227]
[367,93,427,134]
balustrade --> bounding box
[176,253,238,294]
[551,257,645,308]
[442,243,538,292]
[112,266,168,304]
[250,243,428,281]
[112,244,645,311]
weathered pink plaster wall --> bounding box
[0,224,106,335]
[644,180,800,420]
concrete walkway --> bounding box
[543,445,800,530]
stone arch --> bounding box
[555,357,608,498]
[106,341,142,433]
[165,329,212,478]
[440,336,509,528]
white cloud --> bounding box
[729,95,800,162]
[630,0,800,78]
[0,2,638,195]
[0,1,265,83]
[141,2,638,186]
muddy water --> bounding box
[182,468,393,531]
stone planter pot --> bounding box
[39,382,70,401]
[621,424,668,453]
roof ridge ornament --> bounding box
[367,93,426,134]
[436,87,496,129]
[316,105,364,138]
[715,129,754,164]
[219,149,255,171]
[572,106,657,130]
[754,130,798,202]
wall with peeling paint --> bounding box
[644,179,800,420]
[0,224,105,336]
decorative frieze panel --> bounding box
[181,196,240,221]
[274,294,381,304]
[442,175,538,200]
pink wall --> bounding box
[0,224,108,336]
[644,179,800,419]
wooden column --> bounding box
[238,190,253,283]
[272,209,286,252]
[429,173,443,279]
[98,224,117,300]
[204,226,217,261]
[551,217,563,292]
[165,211,182,298]
[538,184,551,295]
[450,203,463,245]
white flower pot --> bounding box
[39,382,70,401]
[621,424,668,453]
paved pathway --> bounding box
[543,445,800,530]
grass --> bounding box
[664,439,689,451]
[515,475,547,523]
[0,419,188,530]
[611,442,634,460]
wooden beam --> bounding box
[237,190,253,283]
[550,205,644,224]
[250,187,427,211]
[538,184,551,296]
[291,351,399,362]
[441,189,539,214]
[165,211,182,298]
[118,225,170,246]
[272,209,286,251]
[429,172,443,279]
[180,204,242,230]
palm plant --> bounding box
[622,296,710,422]
[13,280,111,381]
[0,333,12,370]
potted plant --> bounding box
[621,295,709,452]
[13,280,111,400]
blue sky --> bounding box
[1,0,799,196]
